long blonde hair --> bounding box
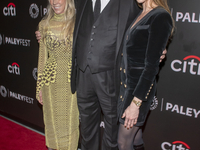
[41,0,75,41]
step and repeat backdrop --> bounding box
[0,0,200,149]
[0,0,48,129]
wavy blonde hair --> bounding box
[41,0,75,41]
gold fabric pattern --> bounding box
[45,31,64,51]
[36,13,79,150]
[42,56,57,86]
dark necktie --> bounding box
[93,0,101,22]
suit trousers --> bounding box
[77,66,118,150]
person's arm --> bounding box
[35,30,41,43]
[36,21,47,105]
[133,12,172,101]
[123,12,173,128]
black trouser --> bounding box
[77,66,118,150]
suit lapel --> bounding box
[115,0,131,59]
[73,0,88,48]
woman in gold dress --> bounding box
[36,0,79,149]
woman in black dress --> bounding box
[117,0,174,149]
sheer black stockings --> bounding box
[118,124,144,150]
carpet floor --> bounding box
[0,116,47,150]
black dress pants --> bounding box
[77,66,118,150]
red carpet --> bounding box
[0,116,47,150]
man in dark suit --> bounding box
[71,0,140,149]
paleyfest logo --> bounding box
[32,68,37,80]
[0,85,34,104]
[29,3,47,19]
[3,3,16,16]
[176,11,200,23]
[0,33,31,47]
[160,98,200,119]
[150,96,158,110]
[165,102,200,118]
[171,55,200,75]
[29,3,39,19]
[0,85,7,98]
[5,36,31,47]
[162,141,190,150]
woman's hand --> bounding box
[38,90,43,105]
[122,97,142,129]
[35,31,41,43]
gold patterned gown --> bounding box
[36,13,79,150]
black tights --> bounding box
[118,124,144,150]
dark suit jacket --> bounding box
[71,0,140,94]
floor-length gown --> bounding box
[36,13,79,150]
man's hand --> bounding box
[35,31,41,43]
[160,49,167,62]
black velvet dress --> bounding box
[118,7,173,126]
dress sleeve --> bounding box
[36,21,47,100]
[132,11,173,101]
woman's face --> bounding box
[50,0,66,14]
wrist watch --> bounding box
[132,99,142,107]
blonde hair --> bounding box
[41,0,75,41]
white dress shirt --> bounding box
[92,0,110,13]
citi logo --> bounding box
[171,55,200,75]
[161,141,190,150]
[3,3,16,16]
[8,62,20,75]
